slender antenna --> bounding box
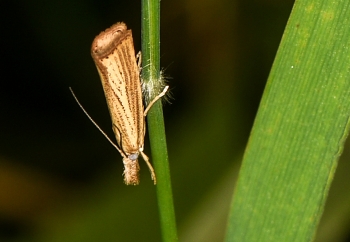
[69,87,125,157]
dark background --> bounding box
[1,0,349,241]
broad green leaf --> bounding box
[226,1,350,241]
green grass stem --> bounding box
[141,0,178,241]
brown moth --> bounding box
[86,22,167,185]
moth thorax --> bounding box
[128,153,139,161]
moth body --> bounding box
[91,22,150,185]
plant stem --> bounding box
[141,0,178,241]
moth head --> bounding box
[123,157,140,185]
[128,153,139,161]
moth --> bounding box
[71,22,167,185]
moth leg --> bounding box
[136,51,142,70]
[139,149,156,185]
[112,123,122,147]
[141,121,146,142]
[144,86,169,116]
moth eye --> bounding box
[128,153,139,160]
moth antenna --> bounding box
[69,87,125,157]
